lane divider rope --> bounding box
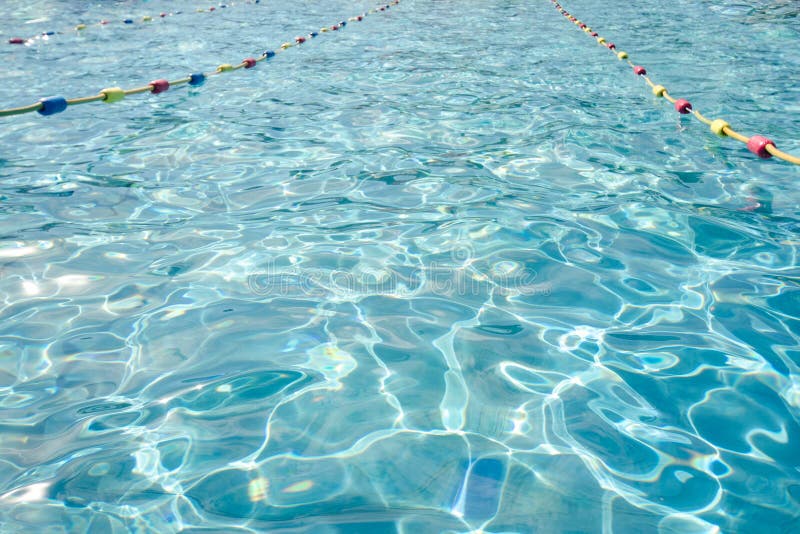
[550,0,800,165]
[6,1,262,46]
[0,1,399,118]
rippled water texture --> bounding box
[1,0,799,532]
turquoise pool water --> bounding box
[1,0,799,531]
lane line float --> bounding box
[550,0,799,165]
[7,1,262,47]
[0,2,399,118]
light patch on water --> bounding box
[0,482,51,504]
[56,274,98,287]
[248,477,269,502]
[282,480,313,493]
[305,343,357,384]
[22,279,40,295]
[559,326,606,352]
[88,463,111,476]
[0,240,53,258]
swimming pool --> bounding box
[1,0,799,531]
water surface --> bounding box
[1,0,799,532]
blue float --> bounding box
[38,96,68,116]
[188,73,206,86]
